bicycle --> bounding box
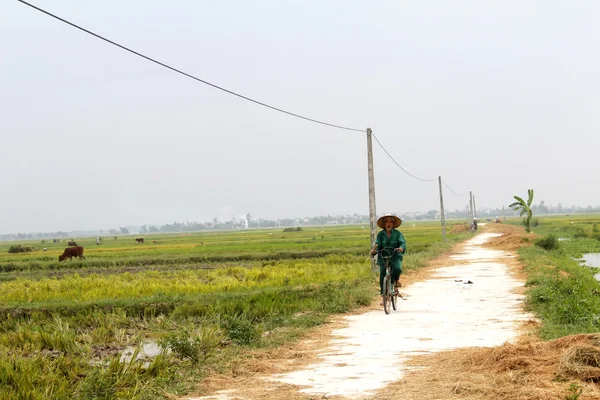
[373,247,399,314]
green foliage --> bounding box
[535,234,560,251]
[283,227,303,232]
[220,314,261,345]
[0,351,84,399]
[520,233,600,339]
[160,326,223,364]
[8,245,34,254]
[566,383,583,400]
[74,351,169,399]
[573,227,588,238]
[510,189,535,233]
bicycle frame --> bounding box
[375,247,398,314]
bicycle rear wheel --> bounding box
[383,276,391,314]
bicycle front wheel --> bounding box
[383,276,391,314]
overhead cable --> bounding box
[18,0,366,133]
[442,179,464,196]
[371,132,437,182]
[20,0,473,196]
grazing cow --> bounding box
[58,246,85,262]
[68,241,78,246]
[135,238,144,244]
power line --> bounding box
[18,0,366,133]
[19,0,473,198]
[442,179,464,196]
[371,132,437,182]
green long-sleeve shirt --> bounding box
[375,228,406,266]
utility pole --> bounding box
[469,191,474,220]
[438,176,446,240]
[366,128,377,270]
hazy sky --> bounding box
[2,0,599,233]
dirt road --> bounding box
[189,225,537,400]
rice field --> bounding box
[0,222,468,399]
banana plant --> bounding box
[509,189,534,233]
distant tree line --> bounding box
[1,202,599,239]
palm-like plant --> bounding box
[509,189,534,233]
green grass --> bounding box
[513,214,600,339]
[505,213,600,239]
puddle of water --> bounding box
[558,238,570,241]
[577,253,600,281]
[120,340,163,363]
[582,253,600,268]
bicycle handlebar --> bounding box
[372,247,398,260]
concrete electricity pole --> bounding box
[438,176,446,240]
[366,128,377,270]
[469,191,474,219]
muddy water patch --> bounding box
[120,340,164,363]
[582,253,600,268]
[577,253,600,281]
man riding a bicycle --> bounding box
[470,217,478,233]
[370,214,406,298]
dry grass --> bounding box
[483,223,537,252]
[376,334,600,400]
[451,224,471,234]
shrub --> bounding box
[8,245,34,254]
[283,227,303,232]
[220,315,261,345]
[75,351,168,399]
[160,326,224,364]
[573,227,588,238]
[535,234,560,251]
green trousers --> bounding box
[379,259,402,295]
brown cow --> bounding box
[68,241,78,246]
[135,238,144,243]
[58,246,86,262]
